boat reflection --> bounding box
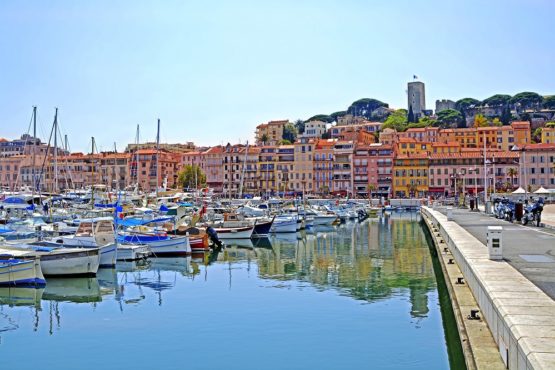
[116,259,150,273]
[0,286,43,307]
[43,277,102,303]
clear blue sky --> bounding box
[1,0,553,152]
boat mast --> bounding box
[156,118,160,199]
[91,137,95,209]
[32,106,37,196]
[132,124,140,191]
[53,108,59,193]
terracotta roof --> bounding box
[429,151,519,160]
[203,146,223,154]
[432,141,460,147]
[395,153,429,160]
[0,138,8,142]
[511,121,531,128]
[268,120,289,125]
[522,143,555,151]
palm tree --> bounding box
[507,168,518,189]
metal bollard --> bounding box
[447,207,453,221]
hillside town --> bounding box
[1,81,554,199]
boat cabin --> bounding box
[63,219,115,246]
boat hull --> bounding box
[252,220,273,238]
[313,215,337,226]
[0,259,46,286]
[116,244,151,261]
[99,243,117,267]
[118,234,191,256]
[214,226,253,239]
[40,249,100,276]
[271,219,297,233]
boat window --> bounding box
[76,222,93,236]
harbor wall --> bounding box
[421,206,555,370]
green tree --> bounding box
[436,109,464,127]
[455,98,480,112]
[501,106,512,125]
[305,114,333,123]
[261,133,269,145]
[294,119,305,134]
[532,127,542,143]
[473,114,488,128]
[510,92,543,110]
[546,122,555,128]
[347,98,388,119]
[282,123,298,143]
[407,105,415,123]
[507,168,517,189]
[177,165,206,190]
[330,111,348,122]
[418,116,436,126]
[482,94,512,107]
[321,131,331,139]
[543,95,555,109]
[381,109,407,131]
[278,139,292,145]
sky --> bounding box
[1,0,554,152]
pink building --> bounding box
[368,143,393,197]
[203,146,224,192]
[428,150,520,197]
[519,143,555,190]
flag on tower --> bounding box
[413,75,418,80]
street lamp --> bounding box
[485,155,496,196]
[511,145,527,197]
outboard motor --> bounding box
[206,226,223,248]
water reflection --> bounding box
[1,214,434,333]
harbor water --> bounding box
[0,212,464,369]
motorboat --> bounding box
[117,217,191,256]
[42,218,118,267]
[270,215,298,233]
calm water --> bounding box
[0,213,464,370]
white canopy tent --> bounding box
[512,187,526,194]
[534,186,550,194]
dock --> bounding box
[421,205,555,370]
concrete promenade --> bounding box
[436,206,555,299]
[421,206,555,370]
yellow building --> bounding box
[430,141,460,154]
[292,137,315,193]
[541,126,555,144]
[255,120,289,146]
[395,138,430,156]
[392,153,428,197]
[257,144,295,194]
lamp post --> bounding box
[511,145,527,197]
